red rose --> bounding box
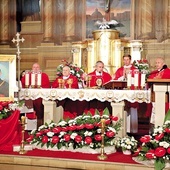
[140,135,151,143]
[75,135,82,143]
[68,125,77,131]
[154,147,166,157]
[64,134,71,142]
[106,131,115,138]
[155,133,164,141]
[165,128,170,133]
[145,149,155,159]
[76,124,85,130]
[167,147,170,154]
[42,136,48,143]
[0,105,3,111]
[1,102,8,107]
[94,134,102,141]
[52,127,61,134]
[62,127,68,132]
[26,135,34,142]
[110,116,118,121]
[105,119,111,125]
[43,129,50,134]
[36,131,43,137]
[85,123,94,130]
[85,136,92,144]
[51,136,59,144]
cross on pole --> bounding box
[12,32,25,94]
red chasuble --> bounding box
[148,68,170,79]
[88,70,112,87]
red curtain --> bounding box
[0,110,21,151]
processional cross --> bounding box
[12,32,25,92]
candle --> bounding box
[134,73,139,87]
[31,72,35,86]
[37,73,42,86]
[127,73,131,87]
[141,73,146,88]
[25,72,29,86]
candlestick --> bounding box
[97,118,107,160]
[19,116,27,154]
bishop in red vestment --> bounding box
[52,66,87,118]
[86,61,112,113]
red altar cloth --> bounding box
[0,110,21,151]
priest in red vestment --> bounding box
[113,54,136,81]
[87,61,112,87]
[52,66,87,118]
[147,57,170,122]
[113,55,138,133]
[21,63,50,127]
[86,61,112,113]
[148,57,170,79]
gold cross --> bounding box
[12,32,25,59]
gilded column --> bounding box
[65,0,75,41]
[0,0,10,44]
[42,0,53,42]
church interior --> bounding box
[0,0,170,170]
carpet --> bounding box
[0,148,139,165]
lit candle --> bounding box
[37,73,42,86]
[141,73,146,88]
[25,72,29,87]
[31,72,35,86]
[134,72,139,87]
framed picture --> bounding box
[0,55,16,101]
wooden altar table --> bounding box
[19,88,151,137]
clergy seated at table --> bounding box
[85,61,112,114]
[147,57,170,125]
[52,66,88,118]
[113,54,138,133]
[21,63,50,127]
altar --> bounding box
[19,88,151,137]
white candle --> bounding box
[25,73,29,86]
[134,73,139,87]
[127,73,131,87]
[141,73,146,88]
[37,73,41,86]
[31,73,35,86]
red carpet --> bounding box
[0,149,139,164]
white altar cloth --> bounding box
[19,88,151,137]
[19,88,151,103]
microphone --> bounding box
[160,65,167,71]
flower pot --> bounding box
[122,150,131,155]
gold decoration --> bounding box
[19,116,27,154]
[67,78,73,89]
[97,119,107,160]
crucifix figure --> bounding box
[12,33,25,92]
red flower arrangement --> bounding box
[136,120,170,170]
[56,60,85,82]
[27,108,122,151]
[0,101,14,120]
